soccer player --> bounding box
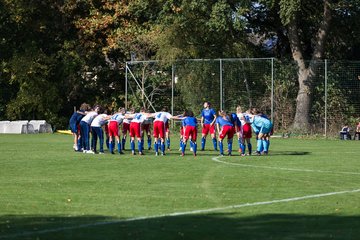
[230,111,241,155]
[90,107,110,154]
[80,105,100,153]
[142,110,153,151]
[165,119,171,151]
[248,109,273,155]
[104,119,110,151]
[253,108,273,153]
[200,101,217,151]
[126,107,149,155]
[216,110,235,156]
[121,108,134,150]
[179,124,185,151]
[108,107,126,154]
[151,108,173,156]
[176,111,186,151]
[69,103,89,151]
[236,106,252,156]
[355,120,360,140]
[180,110,198,157]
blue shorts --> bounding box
[259,122,273,134]
[70,121,78,134]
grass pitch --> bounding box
[0,134,359,239]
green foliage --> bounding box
[6,48,61,121]
[278,0,301,25]
[206,0,232,33]
[0,0,81,127]
[222,59,273,112]
[155,0,254,60]
[259,0,360,60]
[326,1,360,60]
[0,0,132,127]
[311,61,360,134]
[272,61,298,130]
[1,0,360,130]
[0,61,16,120]
[126,62,173,111]
[175,60,221,113]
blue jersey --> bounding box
[201,108,216,124]
[230,113,241,127]
[216,116,233,127]
[252,115,272,129]
[70,111,85,125]
[182,117,197,127]
[260,113,269,120]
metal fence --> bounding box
[125,59,360,137]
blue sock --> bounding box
[110,141,114,153]
[193,142,197,154]
[263,140,269,152]
[190,141,194,149]
[181,143,186,154]
[238,139,241,149]
[161,143,165,153]
[219,141,224,155]
[130,140,135,152]
[77,138,81,151]
[267,140,270,151]
[212,138,217,150]
[248,143,252,154]
[240,143,245,154]
[148,136,151,149]
[117,142,121,153]
[228,139,233,154]
[141,138,144,150]
[166,138,170,149]
[201,137,206,150]
[257,139,263,152]
[154,142,158,153]
[122,138,126,150]
[91,137,95,151]
[138,141,142,153]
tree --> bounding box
[155,0,255,60]
[247,0,360,131]
[282,0,332,130]
[2,0,360,130]
[0,0,69,125]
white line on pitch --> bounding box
[211,156,360,175]
[1,188,360,239]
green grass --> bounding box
[0,134,359,239]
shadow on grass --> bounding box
[1,213,359,240]
[166,151,311,157]
[113,149,311,157]
[268,151,311,156]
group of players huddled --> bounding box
[69,101,273,157]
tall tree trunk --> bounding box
[287,0,331,131]
[293,67,315,130]
[287,18,312,130]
